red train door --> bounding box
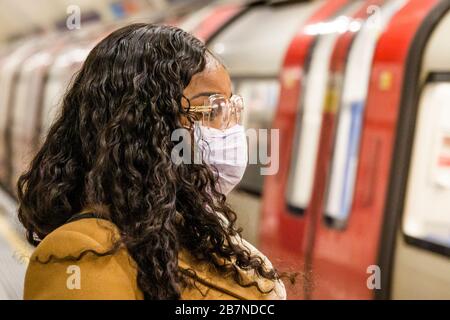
[308,0,442,299]
[258,0,351,299]
[301,0,387,299]
[378,1,450,299]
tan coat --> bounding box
[24,217,286,300]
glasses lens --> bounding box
[230,95,243,127]
[199,94,244,130]
[203,95,227,129]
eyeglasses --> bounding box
[188,94,244,130]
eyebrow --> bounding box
[188,91,233,101]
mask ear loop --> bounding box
[181,94,196,130]
[182,94,191,109]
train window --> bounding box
[234,79,280,193]
[323,0,407,228]
[402,73,450,256]
[208,2,322,77]
[208,1,322,194]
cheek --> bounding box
[180,116,189,127]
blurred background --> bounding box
[0,0,449,300]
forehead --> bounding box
[184,63,232,100]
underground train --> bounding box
[0,0,449,299]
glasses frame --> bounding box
[188,94,244,130]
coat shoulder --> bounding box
[178,236,286,300]
[24,218,142,300]
[31,218,119,262]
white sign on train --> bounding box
[434,130,450,189]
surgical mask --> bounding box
[194,123,248,195]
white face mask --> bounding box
[194,123,248,195]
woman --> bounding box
[19,23,287,300]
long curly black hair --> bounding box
[17,23,282,299]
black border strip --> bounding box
[376,0,450,300]
[426,71,450,82]
[404,235,450,258]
